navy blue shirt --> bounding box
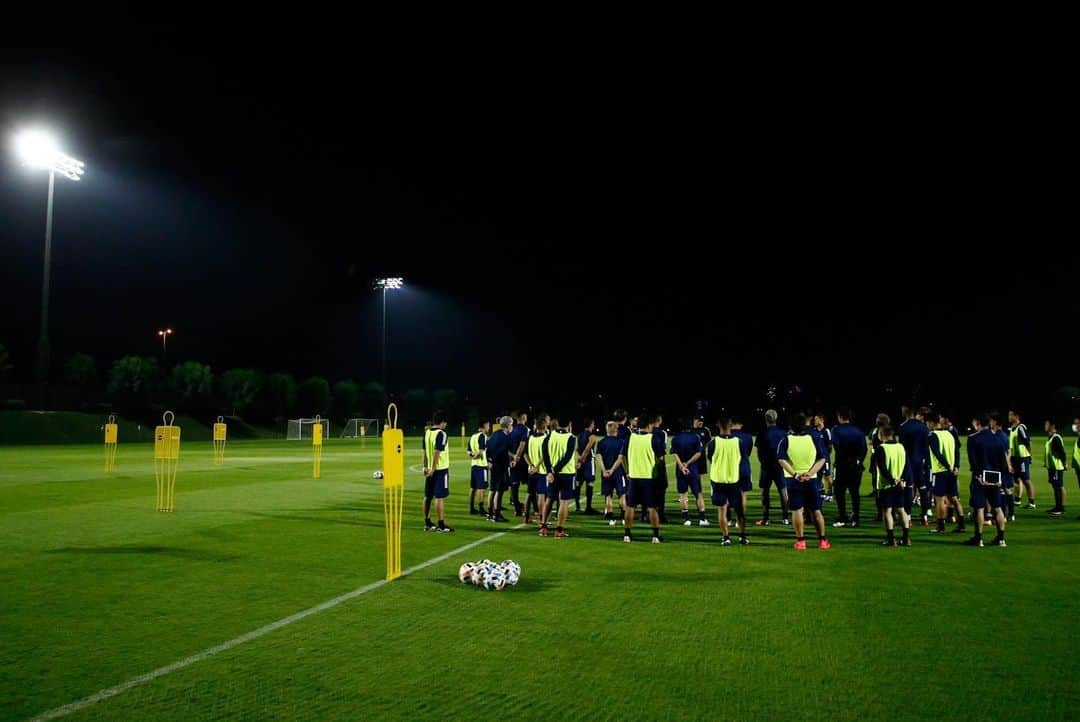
[967,428,1007,476]
[993,429,1013,483]
[693,427,712,473]
[486,428,512,466]
[577,429,598,474]
[596,436,627,476]
[898,418,930,481]
[652,428,668,458]
[616,423,631,443]
[831,423,867,465]
[756,425,786,464]
[507,423,529,461]
[670,431,703,474]
[733,429,754,480]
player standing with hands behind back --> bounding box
[778,413,830,550]
[422,412,453,533]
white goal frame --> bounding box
[287,418,331,441]
[340,418,379,438]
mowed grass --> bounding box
[1,436,1079,721]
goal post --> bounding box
[287,418,333,441]
[341,418,379,439]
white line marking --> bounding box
[27,526,523,721]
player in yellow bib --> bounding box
[927,413,965,535]
[1044,419,1069,516]
[777,413,830,550]
[874,425,910,546]
[422,412,453,533]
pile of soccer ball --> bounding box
[458,559,521,591]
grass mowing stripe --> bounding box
[26,524,523,722]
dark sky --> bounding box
[1,24,1074,421]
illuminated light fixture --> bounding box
[14,129,85,181]
[374,277,404,290]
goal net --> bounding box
[287,418,332,441]
[340,418,379,438]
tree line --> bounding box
[0,346,473,432]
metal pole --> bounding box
[36,170,55,383]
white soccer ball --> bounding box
[470,564,488,586]
[483,569,506,591]
[500,560,521,578]
[373,470,384,479]
[504,570,519,587]
[458,562,475,584]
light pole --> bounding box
[158,328,173,357]
[13,130,85,383]
[373,277,403,401]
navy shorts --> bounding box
[676,469,703,495]
[470,466,489,490]
[627,477,654,509]
[527,473,544,495]
[711,482,741,508]
[759,463,782,490]
[1048,469,1065,488]
[536,474,555,498]
[601,472,626,497]
[738,475,753,492]
[970,479,1003,509]
[577,461,595,485]
[510,459,529,484]
[785,478,822,512]
[822,461,832,477]
[425,469,450,499]
[1011,457,1031,482]
[932,471,959,497]
[881,484,914,513]
[490,463,510,493]
[556,473,575,501]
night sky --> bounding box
[1,25,1074,422]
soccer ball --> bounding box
[458,562,475,584]
[499,560,521,579]
[504,569,519,587]
[470,564,488,586]
[372,470,384,479]
[484,569,507,591]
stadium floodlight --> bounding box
[13,128,86,383]
[158,328,174,353]
[374,277,403,290]
[373,278,404,401]
[14,130,85,181]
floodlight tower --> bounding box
[158,328,174,355]
[13,129,85,383]
[373,277,404,401]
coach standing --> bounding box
[485,416,513,522]
[831,408,867,528]
[507,411,530,516]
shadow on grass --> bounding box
[45,545,241,561]
[429,576,554,593]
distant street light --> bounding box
[373,278,404,400]
[13,129,85,383]
[158,328,173,355]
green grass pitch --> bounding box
[2,436,1079,720]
